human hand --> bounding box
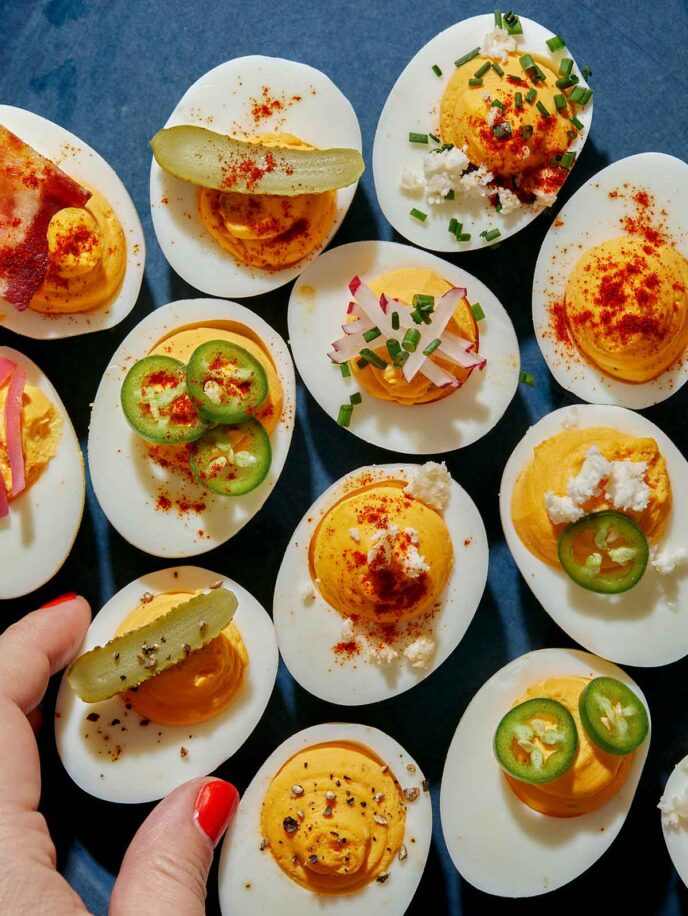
[0,594,239,916]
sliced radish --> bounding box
[348,277,397,338]
[418,358,460,388]
[343,317,374,336]
[5,366,26,496]
[402,287,466,383]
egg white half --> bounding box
[373,14,592,253]
[150,56,362,299]
[440,647,649,897]
[288,240,519,453]
[273,463,488,704]
[0,347,84,599]
[88,298,295,557]
[218,722,432,915]
[500,405,688,666]
[0,105,145,340]
[660,753,688,887]
[533,153,688,408]
[55,565,278,804]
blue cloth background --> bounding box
[1,0,687,912]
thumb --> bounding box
[109,777,239,916]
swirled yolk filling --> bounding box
[115,590,248,726]
[260,742,406,893]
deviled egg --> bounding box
[55,566,278,803]
[88,298,295,557]
[500,404,688,666]
[374,11,592,252]
[288,240,519,453]
[150,56,362,298]
[273,462,488,704]
[533,153,688,408]
[218,723,432,914]
[440,648,649,896]
[0,105,144,339]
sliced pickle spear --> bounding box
[67,589,238,703]
[150,125,364,196]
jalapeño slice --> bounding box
[190,418,271,496]
[494,697,578,784]
[558,510,649,594]
[186,339,269,424]
[579,676,649,756]
[121,355,208,444]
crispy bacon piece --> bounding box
[0,125,91,310]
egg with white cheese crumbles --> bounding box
[150,55,362,299]
[273,462,488,705]
[88,297,295,557]
[500,404,688,667]
[288,240,519,454]
[0,105,144,340]
[659,751,688,889]
[218,722,432,914]
[373,12,593,253]
[440,647,649,897]
[55,566,278,804]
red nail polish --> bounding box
[194,780,239,847]
[40,592,78,609]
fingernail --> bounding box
[40,592,78,609]
[194,780,239,847]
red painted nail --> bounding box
[194,780,239,847]
[40,592,78,609]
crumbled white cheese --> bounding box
[520,144,531,160]
[367,524,399,567]
[403,637,435,669]
[340,618,354,641]
[404,461,451,511]
[481,91,491,102]
[399,166,424,194]
[497,187,522,215]
[605,460,650,512]
[422,146,471,205]
[651,545,688,576]
[486,107,499,128]
[567,446,610,504]
[533,188,558,209]
[348,527,361,543]
[402,543,430,579]
[544,492,584,525]
[479,26,517,62]
[369,643,399,665]
[659,786,688,828]
[458,165,495,199]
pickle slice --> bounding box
[67,589,237,703]
[150,125,364,196]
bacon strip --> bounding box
[5,365,26,496]
[0,125,91,310]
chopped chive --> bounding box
[555,76,577,89]
[411,310,423,324]
[582,65,592,80]
[455,47,480,68]
[474,60,492,79]
[413,293,435,309]
[495,200,503,213]
[471,302,485,321]
[386,339,402,361]
[519,371,535,387]
[457,232,472,241]
[536,100,551,117]
[339,362,351,378]
[508,73,525,83]
[503,10,523,34]
[402,328,421,352]
[363,327,381,343]
[359,348,387,369]
[349,392,362,406]
[546,35,566,52]
[409,132,428,144]
[491,61,505,76]
[445,188,455,200]
[559,57,574,77]
[554,93,567,111]
[493,121,512,139]
[515,91,523,108]
[469,77,484,87]
[448,217,458,235]
[522,124,534,140]
[423,338,442,356]
[480,227,501,242]
[525,87,537,103]
[337,404,353,426]
[570,115,584,131]
[356,357,368,369]
[580,87,593,105]
[410,207,428,222]
[494,10,502,27]
[432,64,443,77]
[533,65,547,82]
[560,151,576,170]
[519,53,536,72]
[492,98,506,110]
[569,85,589,104]
[429,132,440,143]
[391,311,400,331]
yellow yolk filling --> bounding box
[505,676,632,817]
[29,188,126,314]
[261,742,406,894]
[511,427,672,567]
[349,267,479,406]
[0,384,62,496]
[197,132,336,271]
[440,54,573,177]
[309,480,453,623]
[115,590,248,726]
[564,237,688,383]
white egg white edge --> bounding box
[533,152,688,408]
[87,298,296,558]
[499,404,688,667]
[0,346,84,599]
[660,752,688,888]
[0,105,145,340]
[440,647,650,898]
[273,462,488,705]
[372,14,593,253]
[150,55,362,299]
[54,565,279,804]
[288,240,520,454]
[218,722,432,916]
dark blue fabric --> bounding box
[1,0,687,912]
